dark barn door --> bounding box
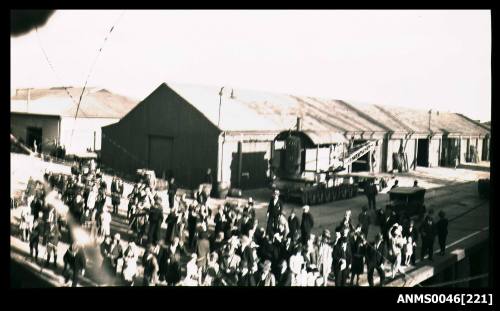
[26,127,42,152]
[417,139,429,167]
[231,151,268,190]
[148,135,174,180]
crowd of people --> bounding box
[15,161,450,287]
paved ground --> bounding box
[10,152,490,287]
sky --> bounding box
[10,10,491,122]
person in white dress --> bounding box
[122,242,138,285]
[100,207,112,238]
[184,253,201,286]
[19,204,33,242]
[317,229,333,286]
[389,224,405,279]
[289,247,305,286]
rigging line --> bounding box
[35,27,79,105]
[69,10,126,148]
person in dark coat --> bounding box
[436,211,448,256]
[31,196,43,220]
[159,237,187,285]
[276,259,293,286]
[147,203,164,245]
[333,237,352,287]
[237,260,256,286]
[358,206,371,238]
[366,233,386,286]
[63,243,87,287]
[111,178,123,215]
[403,219,418,265]
[287,209,300,239]
[365,180,378,210]
[214,206,228,237]
[238,235,255,273]
[300,205,314,245]
[45,223,61,267]
[71,193,85,225]
[420,216,436,261]
[167,177,177,209]
[164,207,179,244]
[350,232,366,286]
[267,189,283,236]
[29,212,44,262]
[187,205,198,250]
[240,212,254,237]
[100,234,123,278]
[196,231,211,274]
[142,245,159,286]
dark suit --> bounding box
[300,212,314,245]
[238,272,256,286]
[159,244,185,285]
[288,215,300,239]
[366,241,386,286]
[63,248,86,287]
[420,221,436,260]
[332,244,352,287]
[365,184,378,210]
[276,268,293,286]
[436,218,448,254]
[267,198,283,235]
[147,207,164,245]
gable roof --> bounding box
[164,82,490,137]
[11,87,138,119]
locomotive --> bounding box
[270,129,376,205]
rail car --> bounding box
[270,130,376,205]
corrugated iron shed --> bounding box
[11,87,138,119]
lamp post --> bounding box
[218,87,224,127]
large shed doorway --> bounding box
[148,135,174,180]
[417,139,429,167]
[231,142,268,190]
[26,127,42,152]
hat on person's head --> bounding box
[438,210,445,218]
[248,197,253,203]
[303,205,310,212]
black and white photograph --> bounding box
[9,9,492,292]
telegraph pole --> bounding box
[218,87,224,127]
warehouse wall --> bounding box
[386,138,417,172]
[11,113,59,152]
[428,138,441,167]
[221,135,273,190]
[60,117,118,154]
[101,84,220,189]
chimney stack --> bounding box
[230,89,235,99]
[296,117,302,131]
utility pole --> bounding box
[218,87,224,127]
[428,109,432,133]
